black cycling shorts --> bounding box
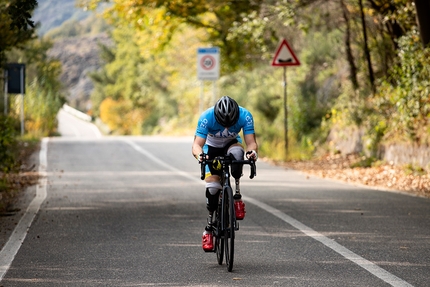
[206,139,239,177]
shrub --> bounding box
[0,116,18,173]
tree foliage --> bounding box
[1,0,64,137]
[79,0,271,72]
[80,0,430,160]
[0,7,65,208]
[0,0,38,64]
[376,30,430,144]
[0,116,18,173]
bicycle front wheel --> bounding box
[214,209,224,265]
[223,186,235,272]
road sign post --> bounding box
[271,39,300,159]
[3,69,7,116]
[197,47,220,113]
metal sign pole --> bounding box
[199,81,204,114]
[271,38,300,160]
[4,70,8,115]
[20,66,24,135]
[212,80,216,104]
[283,67,288,157]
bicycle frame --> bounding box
[200,154,256,271]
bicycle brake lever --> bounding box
[200,160,206,180]
[249,160,256,179]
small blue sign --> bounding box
[198,47,219,54]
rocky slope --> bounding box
[47,33,112,112]
[33,0,112,112]
[33,0,90,35]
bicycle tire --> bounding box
[215,209,224,265]
[223,186,235,272]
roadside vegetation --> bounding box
[78,0,429,161]
[0,0,64,212]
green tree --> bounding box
[79,0,269,72]
[0,0,38,64]
[89,25,157,133]
[376,31,430,144]
[79,0,430,161]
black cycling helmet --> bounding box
[214,96,239,127]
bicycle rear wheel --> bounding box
[223,186,235,272]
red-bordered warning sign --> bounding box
[200,55,215,70]
[271,39,300,67]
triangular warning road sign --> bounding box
[271,39,300,66]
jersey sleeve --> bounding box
[195,109,211,139]
[241,109,255,135]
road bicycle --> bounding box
[200,154,256,272]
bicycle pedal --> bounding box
[235,222,240,231]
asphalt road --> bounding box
[0,109,428,286]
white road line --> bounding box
[243,197,413,287]
[123,140,199,183]
[0,138,49,281]
[0,138,414,286]
[125,139,413,287]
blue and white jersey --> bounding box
[195,106,255,148]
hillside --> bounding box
[47,33,112,112]
[33,0,112,112]
[33,0,90,36]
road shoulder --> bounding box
[0,145,40,250]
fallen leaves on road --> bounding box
[280,153,430,198]
[0,171,41,213]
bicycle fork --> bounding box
[222,186,239,232]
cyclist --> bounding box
[192,96,258,251]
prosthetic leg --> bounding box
[228,145,246,220]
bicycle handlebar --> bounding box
[199,156,257,180]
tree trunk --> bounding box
[359,0,375,94]
[341,0,359,90]
[414,0,430,47]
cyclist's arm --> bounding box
[244,133,258,153]
[192,135,206,160]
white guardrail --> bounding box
[62,104,92,122]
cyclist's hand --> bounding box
[198,153,208,163]
[246,150,258,161]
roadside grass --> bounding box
[0,138,40,214]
